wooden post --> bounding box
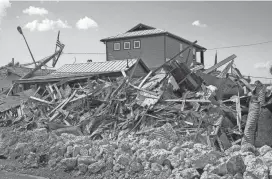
[200,51,204,65]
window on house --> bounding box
[179,44,183,57]
[114,42,121,51]
[134,40,141,49]
[124,42,131,50]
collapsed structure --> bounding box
[1,25,272,179]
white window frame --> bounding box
[124,42,131,50]
[179,43,183,57]
[114,42,121,51]
[134,40,141,49]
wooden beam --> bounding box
[203,54,237,74]
[29,96,53,105]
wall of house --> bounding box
[165,36,200,67]
[106,36,165,68]
[0,73,20,92]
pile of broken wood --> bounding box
[4,56,272,151]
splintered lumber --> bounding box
[29,96,53,105]
[49,90,77,117]
[48,99,66,116]
[129,83,158,96]
[53,84,62,99]
[235,93,242,132]
[54,126,83,136]
[203,54,237,74]
[7,49,63,97]
[210,115,224,136]
[164,60,203,92]
[121,70,127,77]
[47,85,56,100]
[181,91,189,111]
[163,99,211,103]
[153,41,198,74]
[94,87,112,116]
[33,86,41,97]
[191,64,204,72]
[138,41,198,88]
[217,60,234,78]
[49,111,61,122]
[138,71,152,88]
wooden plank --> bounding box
[53,84,62,99]
[217,60,234,78]
[138,71,152,88]
[203,54,237,74]
[121,70,127,77]
[129,83,158,96]
[29,96,53,105]
[46,86,54,100]
[33,86,41,97]
[235,93,242,132]
[48,84,57,100]
[164,99,211,103]
[48,90,76,117]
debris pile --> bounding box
[1,54,272,178]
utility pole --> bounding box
[17,26,37,67]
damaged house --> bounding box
[100,23,206,68]
[0,59,54,94]
[14,58,150,89]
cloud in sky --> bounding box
[24,19,71,32]
[192,20,207,28]
[254,61,272,69]
[76,16,98,30]
[0,0,11,26]
[23,6,48,16]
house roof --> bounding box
[0,66,55,77]
[127,23,156,32]
[100,23,206,50]
[15,58,150,83]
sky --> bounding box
[0,1,272,83]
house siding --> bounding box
[106,36,165,68]
[165,36,201,67]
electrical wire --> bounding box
[63,52,106,55]
[245,75,272,80]
[207,40,272,50]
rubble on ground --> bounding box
[1,55,272,178]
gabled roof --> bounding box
[0,66,55,77]
[100,23,206,50]
[127,23,156,32]
[15,59,150,83]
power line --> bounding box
[207,40,272,50]
[63,52,106,55]
[245,75,272,80]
